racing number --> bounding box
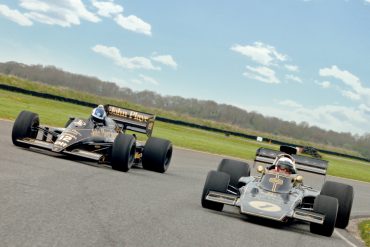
[60,134,74,143]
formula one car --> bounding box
[201,146,354,237]
[12,105,173,173]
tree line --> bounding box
[1,61,369,158]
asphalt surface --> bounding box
[1,120,369,247]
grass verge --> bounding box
[359,220,370,247]
[0,74,363,157]
[1,88,370,182]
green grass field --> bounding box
[359,220,370,247]
[1,88,370,182]
[0,74,362,157]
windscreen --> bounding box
[259,172,293,193]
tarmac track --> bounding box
[0,120,369,247]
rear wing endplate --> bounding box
[105,105,155,136]
[254,147,328,175]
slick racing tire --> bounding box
[201,171,230,211]
[310,195,338,237]
[111,134,136,172]
[142,137,173,173]
[12,111,39,148]
[217,159,250,188]
[320,181,354,228]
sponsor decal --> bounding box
[249,201,282,212]
[269,176,284,192]
[91,129,118,139]
[54,140,68,148]
[73,119,86,127]
[107,106,151,123]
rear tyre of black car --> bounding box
[201,170,230,211]
[320,181,354,228]
[111,134,136,172]
[217,159,250,188]
[310,195,338,237]
[142,137,172,173]
[12,111,39,148]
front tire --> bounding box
[142,137,173,173]
[111,134,136,172]
[201,171,230,211]
[320,181,354,228]
[12,111,39,148]
[217,159,250,188]
[310,195,338,237]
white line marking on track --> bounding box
[334,229,358,247]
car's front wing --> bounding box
[205,190,324,224]
[16,138,104,162]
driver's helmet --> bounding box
[91,105,107,123]
[270,155,296,175]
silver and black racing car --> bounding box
[201,146,354,237]
[11,105,173,173]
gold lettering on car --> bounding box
[54,140,68,148]
[269,176,284,192]
[107,106,151,123]
[91,129,118,139]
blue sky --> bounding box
[0,0,370,135]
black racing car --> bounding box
[201,146,354,237]
[11,105,173,173]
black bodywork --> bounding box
[14,105,156,165]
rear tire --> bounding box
[12,111,39,148]
[201,171,230,211]
[310,195,338,237]
[142,137,173,173]
[217,159,250,188]
[111,134,136,172]
[320,181,354,228]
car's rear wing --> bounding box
[104,105,155,136]
[254,147,328,175]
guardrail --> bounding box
[1,83,369,163]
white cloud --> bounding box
[319,65,370,106]
[231,42,287,66]
[316,80,331,89]
[0,4,33,26]
[319,65,363,92]
[92,45,160,70]
[114,14,151,36]
[18,0,100,27]
[279,100,302,108]
[341,90,361,101]
[365,0,370,3]
[359,104,370,114]
[151,55,177,69]
[239,103,368,134]
[243,66,280,84]
[0,1,153,35]
[92,0,123,17]
[285,64,299,72]
[285,74,302,83]
[139,74,159,85]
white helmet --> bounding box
[91,105,106,122]
[272,155,296,174]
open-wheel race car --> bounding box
[12,104,173,173]
[201,145,354,237]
